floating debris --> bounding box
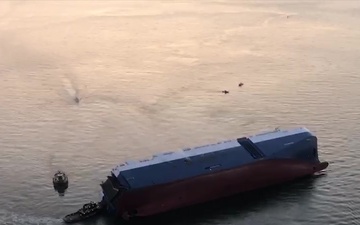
[238,82,244,87]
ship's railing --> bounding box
[250,127,282,137]
[248,127,309,144]
[111,139,240,174]
[111,127,309,175]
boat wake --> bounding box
[0,209,61,225]
[313,171,327,177]
[61,77,82,104]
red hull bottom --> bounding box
[115,159,329,220]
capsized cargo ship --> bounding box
[100,127,329,220]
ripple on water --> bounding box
[1,1,360,225]
[0,209,61,225]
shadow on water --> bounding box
[53,186,68,197]
[90,175,326,225]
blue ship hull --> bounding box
[100,127,329,219]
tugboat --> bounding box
[53,171,68,186]
[53,171,68,194]
[63,201,104,223]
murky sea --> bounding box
[1,1,360,224]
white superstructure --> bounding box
[111,127,310,177]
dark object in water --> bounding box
[53,171,68,188]
[54,185,67,197]
[63,201,104,223]
[74,96,80,104]
[238,82,244,87]
[222,90,229,94]
[53,171,68,196]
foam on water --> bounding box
[0,210,61,225]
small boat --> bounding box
[53,171,68,188]
[63,201,104,223]
[74,96,81,104]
